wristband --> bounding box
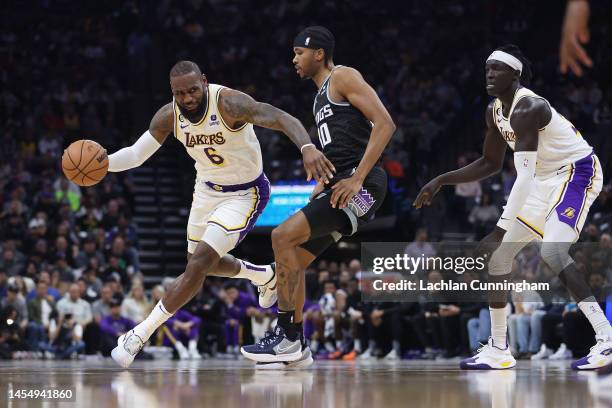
[300,143,315,153]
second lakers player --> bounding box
[108,60,335,368]
[415,45,611,371]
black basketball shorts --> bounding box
[300,166,387,257]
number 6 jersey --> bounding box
[312,66,372,174]
[173,83,263,185]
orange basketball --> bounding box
[61,140,109,187]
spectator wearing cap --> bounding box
[23,217,48,254]
[99,297,135,356]
[56,283,92,327]
[1,284,28,331]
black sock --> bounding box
[278,310,298,341]
[294,321,303,342]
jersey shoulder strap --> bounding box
[509,87,549,118]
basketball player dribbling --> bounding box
[108,61,335,368]
[240,26,396,366]
[414,45,612,371]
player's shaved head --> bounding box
[170,60,202,78]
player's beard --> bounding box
[177,97,207,123]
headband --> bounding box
[486,50,523,74]
[293,26,335,52]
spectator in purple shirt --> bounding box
[163,309,201,360]
[99,297,134,356]
[221,283,259,354]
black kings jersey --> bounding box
[313,66,372,174]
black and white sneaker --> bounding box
[255,333,313,370]
[241,325,302,363]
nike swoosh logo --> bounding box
[180,124,189,129]
[500,217,509,220]
[276,344,297,353]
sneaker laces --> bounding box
[258,327,283,347]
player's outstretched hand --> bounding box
[302,145,335,184]
[413,177,442,209]
[330,175,362,209]
[560,0,592,76]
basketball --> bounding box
[61,140,109,187]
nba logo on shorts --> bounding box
[561,207,576,219]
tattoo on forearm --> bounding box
[220,92,310,147]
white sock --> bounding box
[133,300,173,341]
[578,297,612,338]
[189,339,198,352]
[354,339,362,353]
[392,340,401,354]
[234,261,273,286]
[490,307,507,348]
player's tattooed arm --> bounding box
[149,103,175,144]
[218,88,335,183]
[414,102,507,209]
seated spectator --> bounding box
[161,309,201,360]
[75,237,105,269]
[1,284,28,331]
[0,268,7,299]
[508,290,544,359]
[26,280,56,352]
[0,305,27,359]
[81,268,103,303]
[99,298,135,356]
[468,193,500,240]
[56,283,92,327]
[45,311,85,359]
[26,271,61,302]
[467,307,491,354]
[0,247,24,277]
[121,281,151,324]
[220,283,258,355]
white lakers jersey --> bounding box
[173,84,263,185]
[492,87,592,177]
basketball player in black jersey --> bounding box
[241,26,396,364]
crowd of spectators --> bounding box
[1,1,611,360]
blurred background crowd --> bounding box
[0,0,611,360]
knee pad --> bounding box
[540,242,573,273]
[488,248,514,277]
